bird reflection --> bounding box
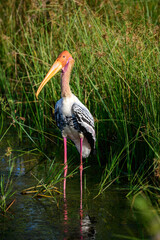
[80,168,83,239]
[63,188,68,240]
[81,215,96,240]
[63,169,96,240]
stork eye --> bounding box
[63,56,65,58]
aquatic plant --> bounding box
[130,193,160,239]
[0,161,16,214]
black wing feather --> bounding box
[72,103,96,152]
[55,102,66,131]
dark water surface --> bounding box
[0,138,147,240]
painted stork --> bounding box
[35,51,96,192]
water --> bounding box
[0,136,148,240]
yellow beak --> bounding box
[36,60,63,99]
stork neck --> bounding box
[61,59,74,98]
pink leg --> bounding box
[63,137,68,193]
[63,137,68,239]
[80,137,83,239]
[80,137,83,172]
[80,137,83,207]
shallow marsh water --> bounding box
[0,135,149,240]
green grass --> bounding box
[0,0,160,192]
[0,158,16,214]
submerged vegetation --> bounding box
[0,0,160,202]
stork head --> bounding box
[35,50,73,99]
[57,51,73,68]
